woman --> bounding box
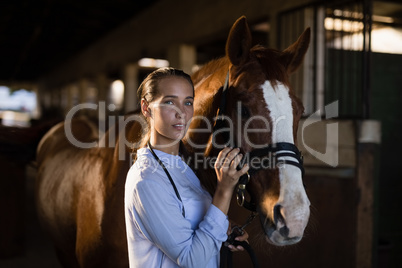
[124,67,249,267]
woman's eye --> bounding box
[164,100,174,105]
[185,101,193,106]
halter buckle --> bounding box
[237,186,245,207]
[236,172,250,207]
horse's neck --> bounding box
[183,90,216,156]
[98,115,141,190]
[187,58,229,150]
[191,57,228,86]
[183,62,231,194]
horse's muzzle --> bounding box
[259,203,310,246]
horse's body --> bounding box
[36,16,311,267]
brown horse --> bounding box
[36,16,310,268]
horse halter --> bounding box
[212,71,305,212]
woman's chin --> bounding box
[172,131,187,140]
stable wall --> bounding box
[371,52,402,268]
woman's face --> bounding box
[146,76,194,146]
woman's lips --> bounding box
[172,124,185,130]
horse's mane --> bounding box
[191,57,229,86]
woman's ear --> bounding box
[141,99,152,118]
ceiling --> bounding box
[1,0,401,84]
[374,1,402,18]
[0,0,158,82]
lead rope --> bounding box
[220,212,259,268]
[147,141,185,217]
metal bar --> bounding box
[362,0,372,119]
[312,6,318,113]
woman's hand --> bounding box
[212,147,249,215]
[227,222,249,252]
[214,147,249,191]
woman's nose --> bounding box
[175,107,184,119]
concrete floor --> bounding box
[0,164,62,268]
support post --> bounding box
[124,63,139,113]
[96,73,109,103]
[356,120,381,268]
[167,44,196,74]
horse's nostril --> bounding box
[279,225,289,238]
[274,205,290,238]
[273,204,285,226]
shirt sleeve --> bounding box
[129,173,229,268]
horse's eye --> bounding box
[240,105,250,118]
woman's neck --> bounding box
[149,134,180,156]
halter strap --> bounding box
[240,142,304,177]
[212,71,234,148]
[210,70,305,213]
[235,142,304,212]
[217,71,230,118]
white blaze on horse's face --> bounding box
[261,80,310,245]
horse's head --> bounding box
[187,16,310,246]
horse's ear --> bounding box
[281,27,311,74]
[226,16,252,66]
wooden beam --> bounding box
[355,120,381,268]
[38,0,321,88]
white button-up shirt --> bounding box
[125,147,229,268]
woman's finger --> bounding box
[228,245,245,252]
[234,163,249,178]
[235,231,249,242]
[235,245,244,251]
[215,147,232,169]
[222,148,240,168]
[230,153,243,170]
